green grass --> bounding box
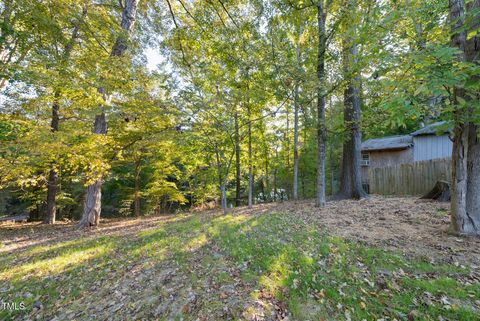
[208,213,479,320]
[1,211,478,320]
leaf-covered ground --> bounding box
[1,196,479,320]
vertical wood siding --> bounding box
[369,158,452,195]
[413,135,452,161]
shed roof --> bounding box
[411,121,450,136]
[361,135,413,152]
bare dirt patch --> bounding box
[236,196,480,267]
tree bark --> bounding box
[293,41,301,201]
[315,2,327,208]
[234,111,241,206]
[248,106,253,208]
[449,0,479,235]
[215,150,223,208]
[134,158,141,217]
[285,105,290,169]
[338,36,367,200]
[330,139,335,195]
[79,114,107,227]
[78,0,139,228]
[273,148,278,201]
[221,182,228,214]
[215,145,234,214]
[44,92,60,224]
[451,123,472,233]
[45,166,58,224]
[449,0,468,233]
[264,143,269,201]
[466,124,480,231]
[464,0,480,234]
[111,0,139,57]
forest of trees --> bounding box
[0,0,479,234]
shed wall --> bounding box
[413,135,452,161]
[362,148,413,184]
[369,148,413,168]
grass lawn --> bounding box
[1,201,479,320]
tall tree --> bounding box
[248,104,254,207]
[234,109,241,206]
[78,0,140,228]
[465,0,480,235]
[315,0,329,208]
[292,31,301,201]
[337,0,367,200]
[449,0,480,235]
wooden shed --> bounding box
[361,121,452,194]
[360,135,413,190]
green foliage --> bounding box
[1,0,478,218]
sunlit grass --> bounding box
[211,213,479,320]
[183,233,208,252]
[1,210,478,320]
[1,245,110,281]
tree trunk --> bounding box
[466,124,480,231]
[234,111,241,206]
[134,158,141,217]
[51,94,60,132]
[248,107,253,208]
[293,42,301,201]
[273,168,277,201]
[285,105,290,169]
[80,180,103,226]
[451,124,471,233]
[215,148,233,214]
[464,0,480,234]
[44,92,60,224]
[264,143,269,201]
[338,36,367,200]
[302,98,311,198]
[449,0,468,233]
[44,166,58,224]
[134,192,141,217]
[111,0,139,57]
[330,139,335,195]
[221,182,228,214]
[449,0,480,235]
[78,114,107,227]
[315,2,327,208]
[273,148,278,201]
[78,0,138,228]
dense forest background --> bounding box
[0,0,478,231]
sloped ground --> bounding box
[0,196,479,320]
[261,197,480,267]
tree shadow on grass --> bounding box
[2,210,479,321]
[207,212,480,321]
[0,214,176,256]
[0,213,213,320]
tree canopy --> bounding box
[0,0,479,234]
